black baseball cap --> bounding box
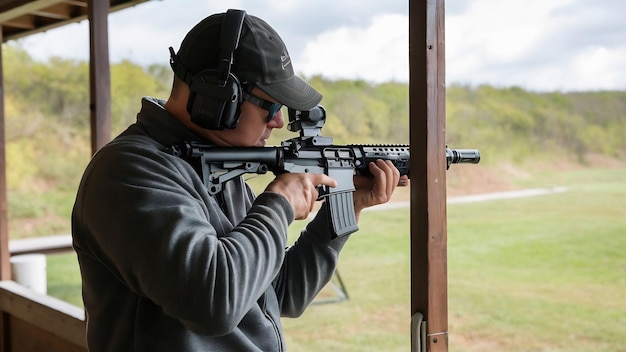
[170,10,322,111]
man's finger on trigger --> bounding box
[317,173,338,188]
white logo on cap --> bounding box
[281,49,291,70]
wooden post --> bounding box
[0,28,10,281]
[410,0,448,351]
[88,0,112,154]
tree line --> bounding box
[3,45,625,237]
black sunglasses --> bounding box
[241,89,283,122]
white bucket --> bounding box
[10,254,47,295]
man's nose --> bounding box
[269,109,285,128]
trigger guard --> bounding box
[316,185,330,200]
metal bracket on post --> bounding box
[427,331,449,349]
[411,312,427,352]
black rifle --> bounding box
[167,106,479,238]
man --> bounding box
[72,9,407,351]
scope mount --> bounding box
[286,106,333,147]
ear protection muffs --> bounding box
[170,9,246,130]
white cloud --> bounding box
[567,46,626,91]
[17,22,90,62]
[108,22,182,64]
[447,0,570,61]
[294,0,626,91]
[445,0,626,91]
[9,0,626,91]
[296,14,408,83]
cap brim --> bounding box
[256,76,322,111]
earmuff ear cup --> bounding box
[187,69,242,130]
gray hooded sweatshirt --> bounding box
[72,97,349,351]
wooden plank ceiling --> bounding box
[0,0,150,42]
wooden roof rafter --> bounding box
[32,3,80,20]
[0,0,149,42]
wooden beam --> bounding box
[0,29,10,281]
[0,0,60,22]
[0,280,86,349]
[62,0,88,7]
[410,0,448,351]
[9,234,73,256]
[2,14,35,29]
[88,0,111,153]
[32,3,74,20]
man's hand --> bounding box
[352,159,409,220]
[265,173,337,220]
[265,160,408,222]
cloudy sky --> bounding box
[11,0,626,92]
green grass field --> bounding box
[46,167,626,351]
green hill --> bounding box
[3,44,625,237]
